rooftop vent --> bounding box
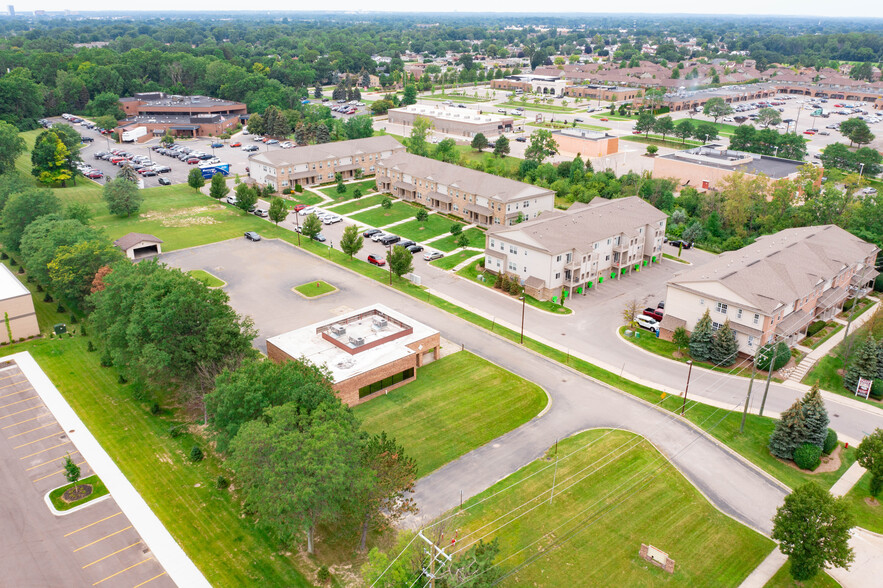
[336,357,355,369]
[372,317,388,329]
[348,335,365,347]
[330,323,346,336]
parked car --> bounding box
[230,142,242,147]
[379,235,401,246]
[299,206,315,216]
[370,232,387,242]
[158,177,171,185]
[80,135,94,142]
[515,136,527,142]
[293,204,307,212]
[423,251,444,261]
[253,208,268,217]
[668,240,693,249]
[363,228,381,238]
[367,254,386,267]
[85,171,103,179]
[407,245,424,254]
[244,231,261,241]
[210,142,224,148]
[636,315,660,333]
[398,240,416,249]
[862,187,878,195]
[323,215,343,225]
[311,233,327,242]
[643,307,664,322]
[186,157,201,164]
[266,139,279,145]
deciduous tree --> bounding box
[209,172,229,200]
[387,245,413,279]
[301,213,322,240]
[103,177,142,217]
[340,224,364,258]
[0,121,26,175]
[1,188,61,253]
[857,429,883,496]
[234,183,258,214]
[268,197,287,225]
[703,97,733,123]
[524,129,558,164]
[493,135,510,158]
[634,112,656,137]
[48,239,124,309]
[406,116,432,157]
[188,167,206,191]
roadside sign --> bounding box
[856,377,873,399]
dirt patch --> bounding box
[773,445,843,474]
[61,484,93,503]
[864,497,879,507]
[140,206,223,227]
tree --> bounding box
[844,338,878,394]
[234,183,258,214]
[689,309,714,361]
[188,167,206,191]
[415,208,429,222]
[772,483,855,582]
[406,116,432,157]
[672,327,691,355]
[440,538,502,586]
[653,116,675,141]
[356,432,418,551]
[63,453,80,488]
[769,397,809,460]
[230,402,363,555]
[856,429,883,496]
[455,233,470,249]
[93,115,119,133]
[433,138,458,164]
[622,298,639,330]
[387,245,413,279]
[471,133,488,152]
[48,239,124,309]
[209,173,229,200]
[693,122,719,143]
[381,197,392,210]
[703,97,733,123]
[268,198,287,225]
[1,188,61,253]
[0,121,26,175]
[31,130,73,187]
[646,145,658,156]
[103,177,142,217]
[840,117,874,147]
[711,320,738,366]
[801,386,830,449]
[635,112,656,137]
[206,357,336,452]
[493,135,510,158]
[756,107,782,128]
[524,129,558,164]
[643,88,665,112]
[674,119,695,144]
[117,164,138,184]
[301,213,322,241]
[160,133,174,147]
[20,216,95,287]
[340,224,364,258]
[402,84,418,106]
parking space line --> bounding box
[0,373,19,382]
[83,541,141,569]
[7,421,56,438]
[0,379,29,390]
[1,414,45,429]
[0,386,34,398]
[132,572,167,588]
[25,449,79,471]
[92,558,152,586]
[19,440,70,459]
[0,395,38,409]
[13,431,62,448]
[74,526,133,552]
[32,459,87,483]
[64,512,123,537]
[0,404,43,420]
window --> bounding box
[736,309,743,319]
[490,239,495,248]
[712,321,722,331]
[748,336,755,347]
[523,201,530,208]
[508,262,517,271]
[753,313,760,325]
[523,267,527,272]
[716,302,728,314]
[358,368,416,398]
[555,272,561,279]
[556,255,561,262]
[510,245,518,254]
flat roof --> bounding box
[123,93,242,108]
[121,114,238,125]
[0,263,30,301]
[267,304,438,384]
[390,104,513,125]
[552,128,614,141]
[658,145,804,179]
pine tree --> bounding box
[769,398,809,460]
[843,337,878,393]
[801,385,830,449]
[711,319,739,366]
[689,309,714,362]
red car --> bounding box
[367,254,386,267]
[85,171,103,179]
[293,204,307,212]
[600,117,609,121]
[803,129,816,135]
[186,157,201,164]
[230,142,241,147]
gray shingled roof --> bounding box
[669,225,878,314]
[488,196,667,254]
[249,135,404,167]
[113,233,163,251]
[378,152,553,204]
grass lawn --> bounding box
[350,201,422,227]
[591,113,637,121]
[843,472,883,534]
[353,351,547,477]
[440,430,773,587]
[663,253,691,264]
[430,250,480,270]
[431,227,486,252]
[49,475,109,511]
[455,147,521,175]
[764,561,840,587]
[456,260,573,315]
[0,260,311,586]
[318,179,377,201]
[802,323,844,350]
[421,93,492,103]
[327,193,386,214]
[500,100,579,113]
[803,320,883,408]
[293,280,337,297]
[187,269,225,288]
[838,297,875,321]
[391,214,465,242]
[528,121,611,132]
[289,191,325,206]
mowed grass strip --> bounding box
[187,269,225,288]
[289,191,325,206]
[430,250,479,271]
[319,179,378,201]
[293,280,337,297]
[392,214,465,242]
[431,227,486,252]
[354,351,547,477]
[327,193,386,214]
[350,201,422,227]
[843,472,883,534]
[763,560,840,587]
[445,430,773,587]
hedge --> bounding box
[794,443,822,471]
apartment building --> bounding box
[485,196,667,301]
[248,135,405,190]
[376,152,554,227]
[661,225,878,356]
[387,104,514,138]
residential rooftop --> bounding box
[249,135,404,167]
[658,144,805,179]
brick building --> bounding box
[388,104,514,138]
[266,304,440,406]
[114,92,247,142]
[551,128,619,157]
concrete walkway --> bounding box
[10,351,210,588]
[830,462,868,497]
[738,548,787,588]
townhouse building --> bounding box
[376,152,554,227]
[247,135,404,191]
[484,196,667,301]
[661,225,878,356]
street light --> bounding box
[680,360,693,416]
[519,295,526,344]
[859,162,865,180]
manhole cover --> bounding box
[833,413,840,418]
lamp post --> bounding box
[519,295,526,344]
[294,211,301,246]
[680,360,693,416]
[859,162,865,180]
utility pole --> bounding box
[759,339,780,417]
[519,295,526,344]
[680,360,693,416]
[417,530,452,588]
[844,289,859,363]
[740,359,758,433]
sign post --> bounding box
[856,377,873,399]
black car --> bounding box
[515,136,527,142]
[311,233,327,242]
[379,235,401,246]
[398,240,416,249]
[363,228,382,238]
[668,240,693,249]
[407,245,424,254]
[244,231,261,241]
[80,135,94,142]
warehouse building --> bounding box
[388,104,514,138]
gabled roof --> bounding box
[668,225,878,314]
[249,136,404,167]
[113,233,163,251]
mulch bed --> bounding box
[773,445,842,474]
[61,484,93,503]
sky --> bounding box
[8,3,883,18]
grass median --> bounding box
[319,178,377,201]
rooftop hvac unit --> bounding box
[330,323,346,336]
[372,317,388,329]
[348,335,366,347]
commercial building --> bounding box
[653,144,805,191]
[388,104,514,138]
[0,263,39,344]
[114,92,247,142]
[266,304,440,406]
[490,74,568,97]
[376,152,554,227]
[551,128,619,157]
[563,84,642,102]
[485,196,667,301]
[247,135,405,190]
[660,225,878,355]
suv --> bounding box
[636,316,659,333]
[367,254,386,267]
[379,235,401,246]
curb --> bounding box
[44,487,111,517]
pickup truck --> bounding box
[643,307,664,322]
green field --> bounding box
[49,475,109,511]
[456,260,573,315]
[764,561,840,587]
[293,280,337,297]
[354,351,547,477]
[318,178,377,201]
[430,250,480,271]
[528,121,611,132]
[843,472,883,534]
[431,227,487,252]
[441,430,773,586]
[288,190,325,206]
[187,269,225,288]
[326,193,387,214]
[622,134,704,149]
[350,200,422,227]
[390,214,465,242]
[500,100,579,113]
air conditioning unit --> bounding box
[330,323,346,336]
[372,317,388,329]
[348,335,365,347]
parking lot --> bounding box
[0,360,173,588]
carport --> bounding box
[113,233,164,260]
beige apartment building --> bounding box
[485,196,667,301]
[661,225,878,356]
[376,152,554,227]
[653,144,805,191]
[387,104,514,138]
[247,135,405,190]
[0,264,40,344]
